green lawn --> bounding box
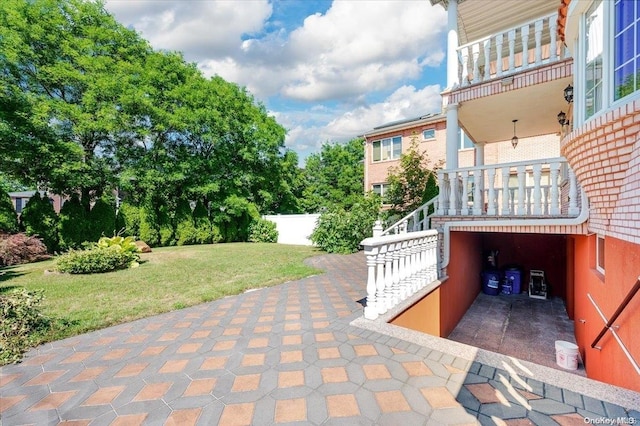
[0,243,321,342]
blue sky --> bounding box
[105,0,448,164]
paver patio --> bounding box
[1,252,639,425]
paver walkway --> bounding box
[1,252,639,425]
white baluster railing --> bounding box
[437,157,581,218]
[457,12,565,86]
[362,230,439,320]
[381,195,439,236]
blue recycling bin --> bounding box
[504,268,522,294]
[481,270,502,295]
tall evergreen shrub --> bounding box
[193,200,220,244]
[20,192,59,252]
[175,199,196,246]
[87,198,116,242]
[115,202,141,237]
[217,195,260,242]
[58,194,88,250]
[158,205,175,246]
[138,204,160,247]
[0,191,18,233]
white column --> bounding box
[521,24,530,70]
[473,142,485,215]
[487,168,497,215]
[532,163,542,215]
[568,168,579,216]
[375,245,387,315]
[437,170,447,215]
[517,165,526,215]
[460,47,470,87]
[472,43,480,84]
[483,39,491,80]
[446,103,459,170]
[495,34,504,77]
[549,162,561,215]
[534,19,543,66]
[550,13,558,61]
[501,167,511,215]
[461,170,469,215]
[508,29,516,72]
[448,171,458,216]
[364,247,378,320]
[447,0,459,89]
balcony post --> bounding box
[517,165,526,215]
[461,170,469,215]
[495,34,504,77]
[472,43,480,84]
[532,163,542,215]
[501,167,511,215]
[437,170,447,215]
[550,162,561,215]
[534,19,543,66]
[384,243,395,309]
[521,24,530,69]
[364,246,379,320]
[568,168,579,216]
[549,13,558,61]
[487,168,497,215]
[447,0,459,89]
[483,39,491,80]
[508,29,516,72]
[375,245,388,315]
[448,171,458,215]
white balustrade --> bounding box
[437,157,581,218]
[362,231,439,320]
[457,13,565,86]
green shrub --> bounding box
[175,199,197,246]
[87,198,116,242]
[20,192,59,252]
[0,191,18,233]
[97,235,141,259]
[310,194,380,254]
[56,245,139,274]
[0,233,50,266]
[217,195,260,242]
[193,200,222,244]
[0,288,51,364]
[138,204,159,247]
[249,218,278,243]
[158,205,175,246]
[58,194,88,250]
[115,202,140,237]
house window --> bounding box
[614,0,640,100]
[372,183,390,202]
[596,234,605,274]
[422,129,435,140]
[578,0,640,121]
[15,198,22,213]
[372,136,402,162]
[459,129,473,150]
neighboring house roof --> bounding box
[363,113,445,139]
[8,191,40,198]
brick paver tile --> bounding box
[203,319,220,327]
[177,343,202,353]
[278,371,305,388]
[158,332,181,342]
[258,315,274,323]
[25,370,66,386]
[22,354,56,366]
[247,338,269,348]
[126,334,148,344]
[504,420,535,425]
[230,317,247,325]
[241,353,265,366]
[102,349,130,360]
[133,382,171,401]
[0,395,26,413]
[219,402,254,426]
[354,344,377,357]
[315,332,334,342]
[551,413,587,426]
[213,340,237,351]
[93,337,117,346]
[184,378,217,397]
[402,361,433,377]
[190,330,211,339]
[280,350,303,363]
[321,367,348,383]
[313,321,330,329]
[159,359,189,374]
[201,356,228,370]
[284,323,301,331]
[82,386,125,406]
[363,364,391,380]
[175,321,192,328]
[70,367,105,382]
[140,346,166,357]
[520,390,543,400]
[60,351,93,364]
[59,420,90,426]
[465,383,502,404]
[318,347,340,359]
[0,373,21,387]
[326,394,360,417]
[232,374,261,392]
[420,387,459,408]
[223,328,242,336]
[253,326,272,333]
[115,362,149,377]
[111,413,147,426]
[30,391,76,411]
[375,390,411,413]
[282,335,302,345]
[275,398,307,423]
[166,408,201,426]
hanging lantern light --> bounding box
[511,119,519,149]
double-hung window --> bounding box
[372,136,402,162]
[577,0,640,122]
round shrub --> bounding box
[58,194,88,250]
[56,245,137,274]
[249,218,278,243]
[87,198,116,242]
[20,192,59,252]
[0,233,50,266]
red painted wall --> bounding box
[572,235,640,392]
[440,232,483,337]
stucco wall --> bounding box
[262,214,320,246]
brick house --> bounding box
[359,0,640,392]
[9,191,64,215]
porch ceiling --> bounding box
[459,76,573,144]
[431,0,561,46]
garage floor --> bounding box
[448,292,586,376]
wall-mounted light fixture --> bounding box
[511,119,519,149]
[557,111,568,126]
[564,84,574,103]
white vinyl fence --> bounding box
[262,214,320,246]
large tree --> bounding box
[301,138,365,212]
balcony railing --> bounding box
[437,157,580,217]
[457,12,568,87]
[361,230,439,320]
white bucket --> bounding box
[555,340,579,370]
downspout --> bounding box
[440,189,589,271]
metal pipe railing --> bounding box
[590,276,640,350]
